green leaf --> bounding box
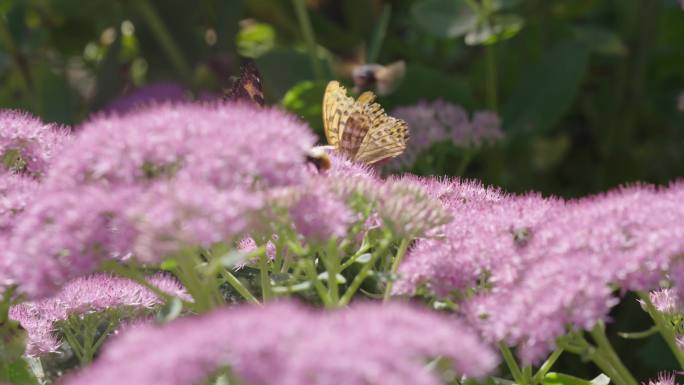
[465,14,525,46]
[317,272,347,284]
[543,372,610,385]
[355,253,372,264]
[156,297,183,322]
[255,48,331,101]
[502,41,589,136]
[591,374,611,385]
[281,80,327,135]
[572,26,627,56]
[34,65,82,124]
[160,259,178,270]
[236,21,276,58]
[272,281,312,294]
[0,359,38,385]
[411,0,478,39]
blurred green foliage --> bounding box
[1,0,684,381]
[1,0,682,199]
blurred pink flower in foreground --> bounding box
[64,302,497,385]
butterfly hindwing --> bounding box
[224,61,265,107]
[340,110,370,158]
[354,115,409,164]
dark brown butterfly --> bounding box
[224,60,265,107]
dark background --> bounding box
[1,0,683,380]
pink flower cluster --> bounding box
[395,178,684,363]
[0,103,317,298]
[0,110,69,179]
[9,273,188,355]
[64,302,498,385]
[385,100,502,170]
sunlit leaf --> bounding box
[281,80,327,135]
[465,14,525,46]
[237,21,276,58]
[543,372,609,385]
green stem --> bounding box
[81,318,96,364]
[638,291,684,369]
[484,44,498,111]
[383,238,411,301]
[303,259,333,307]
[324,241,340,303]
[523,366,533,385]
[339,239,390,306]
[559,333,627,385]
[135,0,191,80]
[499,342,527,385]
[531,347,563,385]
[589,322,639,385]
[258,252,272,302]
[618,325,659,339]
[219,269,260,305]
[176,252,212,312]
[339,244,371,271]
[456,149,473,177]
[292,0,322,80]
[62,323,84,363]
[90,318,117,355]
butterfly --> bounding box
[223,60,265,107]
[322,81,409,165]
[352,60,406,96]
[223,60,332,171]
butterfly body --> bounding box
[323,81,408,165]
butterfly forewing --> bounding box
[323,81,354,147]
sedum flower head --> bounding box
[46,102,315,190]
[4,186,138,298]
[645,373,679,385]
[464,184,684,364]
[0,110,70,179]
[128,178,264,263]
[289,183,354,243]
[641,288,678,314]
[385,101,502,171]
[376,177,453,239]
[0,173,39,234]
[9,273,188,356]
[64,302,497,385]
[393,179,554,297]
